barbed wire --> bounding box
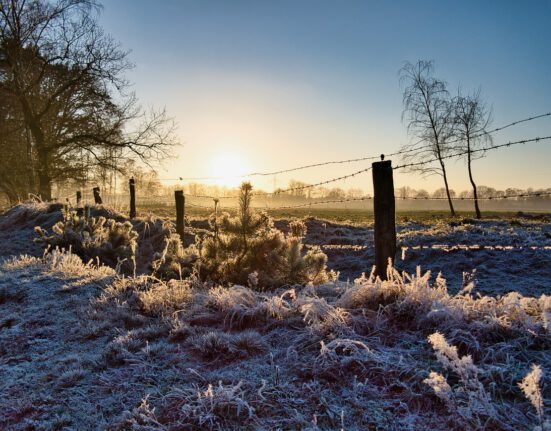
[261,190,551,210]
[183,166,374,200]
[305,243,551,252]
[393,135,551,171]
[164,155,380,181]
[274,196,373,209]
[159,111,551,182]
[181,135,550,201]
[185,202,212,209]
[401,244,551,252]
[304,244,551,253]
[474,112,551,139]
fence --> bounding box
[54,111,551,280]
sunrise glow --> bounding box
[209,152,250,188]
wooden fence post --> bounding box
[213,198,219,258]
[92,187,102,205]
[175,190,185,243]
[372,159,396,280]
[76,190,82,206]
[129,177,136,219]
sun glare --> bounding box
[210,152,250,188]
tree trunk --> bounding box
[0,181,20,205]
[36,149,52,201]
[440,160,456,216]
[467,139,481,219]
[18,97,52,200]
[37,171,52,201]
[25,126,36,193]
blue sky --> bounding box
[99,0,551,193]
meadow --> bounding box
[0,199,549,430]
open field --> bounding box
[0,202,550,430]
[107,202,548,224]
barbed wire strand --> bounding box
[183,166,374,200]
[182,135,551,201]
[160,112,551,181]
[203,190,551,210]
[393,135,551,171]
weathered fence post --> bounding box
[92,187,102,205]
[372,159,396,280]
[213,198,219,258]
[175,190,185,243]
[76,190,82,206]
[129,177,136,219]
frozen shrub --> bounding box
[35,209,138,272]
[289,219,307,238]
[152,233,199,279]
[338,266,451,320]
[305,247,334,284]
[200,182,332,288]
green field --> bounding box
[129,203,531,225]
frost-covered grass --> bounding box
[0,202,550,429]
[1,250,549,430]
[295,215,551,297]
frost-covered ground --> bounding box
[0,204,550,430]
[1,203,550,297]
[274,216,551,297]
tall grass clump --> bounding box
[152,233,199,279]
[519,365,549,430]
[424,332,496,429]
[35,208,137,272]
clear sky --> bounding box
[99,0,551,194]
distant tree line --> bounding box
[110,176,551,203]
[395,186,551,200]
[0,0,176,204]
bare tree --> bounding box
[432,187,455,199]
[0,0,176,201]
[451,89,492,219]
[399,60,456,216]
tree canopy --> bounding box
[0,0,176,202]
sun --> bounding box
[210,152,250,188]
